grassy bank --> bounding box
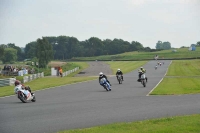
[58,114,200,133]
[107,61,147,74]
[151,59,200,95]
[73,47,200,61]
[166,59,200,76]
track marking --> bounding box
[146,61,172,96]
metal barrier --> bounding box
[0,67,79,87]
[23,72,44,83]
[62,67,79,77]
[0,78,16,87]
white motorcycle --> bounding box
[140,73,146,87]
[117,74,123,84]
[14,85,36,103]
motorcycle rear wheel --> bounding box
[142,80,146,87]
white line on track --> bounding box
[146,60,172,96]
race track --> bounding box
[0,60,200,133]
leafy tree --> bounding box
[68,37,80,58]
[135,41,144,50]
[144,47,151,52]
[162,41,171,49]
[0,45,5,60]
[55,36,69,60]
[24,36,147,59]
[7,43,25,61]
[7,43,15,48]
[156,41,171,50]
[25,41,37,59]
[36,37,53,68]
[196,41,200,46]
[156,41,162,49]
[88,37,104,56]
[2,48,17,63]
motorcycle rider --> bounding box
[99,72,111,87]
[14,80,33,95]
[138,67,147,82]
[155,65,158,70]
[116,68,124,81]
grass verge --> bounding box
[58,114,200,133]
[73,47,200,61]
[167,59,200,76]
[151,60,200,95]
[151,77,200,95]
[107,61,147,74]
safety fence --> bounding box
[0,78,16,87]
[62,67,79,77]
[0,67,79,87]
[0,72,44,87]
[23,72,44,83]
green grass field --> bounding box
[107,61,147,74]
[167,60,200,76]
[73,47,200,61]
[58,114,200,133]
[151,59,200,95]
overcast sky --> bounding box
[0,0,199,48]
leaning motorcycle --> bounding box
[117,74,123,84]
[15,86,36,103]
[100,78,111,91]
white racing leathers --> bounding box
[14,85,32,100]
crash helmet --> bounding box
[140,67,143,69]
[117,68,120,71]
[14,80,21,86]
[99,72,103,77]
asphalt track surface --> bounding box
[0,60,200,133]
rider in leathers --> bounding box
[14,80,33,95]
[99,72,111,87]
[138,67,147,82]
[116,69,124,81]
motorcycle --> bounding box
[15,86,36,103]
[140,73,146,87]
[117,74,123,84]
[138,73,147,87]
[100,78,111,91]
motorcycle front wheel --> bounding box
[18,92,27,103]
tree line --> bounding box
[25,36,145,60]
[1,35,199,68]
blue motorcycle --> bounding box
[100,78,111,91]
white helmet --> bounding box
[99,72,103,77]
[140,67,143,69]
[118,68,120,71]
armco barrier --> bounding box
[0,67,78,87]
[62,67,79,77]
[0,78,16,87]
[23,72,44,83]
